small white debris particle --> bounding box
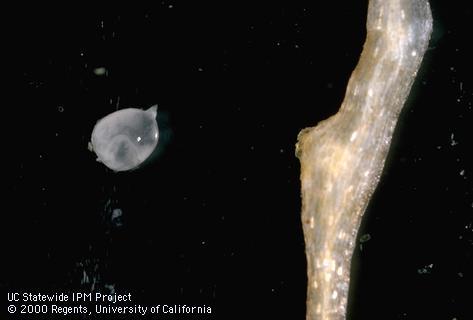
[323,258,329,267]
[450,133,458,146]
[111,208,122,220]
[94,67,107,76]
[350,131,358,142]
[332,290,338,300]
[417,263,434,274]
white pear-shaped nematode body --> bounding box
[90,106,159,172]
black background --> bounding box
[3,1,472,319]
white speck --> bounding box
[104,283,116,294]
[411,50,417,57]
[312,280,318,288]
[111,208,122,220]
[350,131,358,142]
[401,10,405,20]
[364,170,369,177]
[168,4,173,8]
[450,133,458,146]
[337,266,343,276]
[154,132,158,139]
[323,258,330,267]
[368,88,373,97]
[332,290,338,299]
[94,67,107,76]
[417,263,434,274]
[460,170,465,176]
[137,136,142,142]
[310,217,315,229]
